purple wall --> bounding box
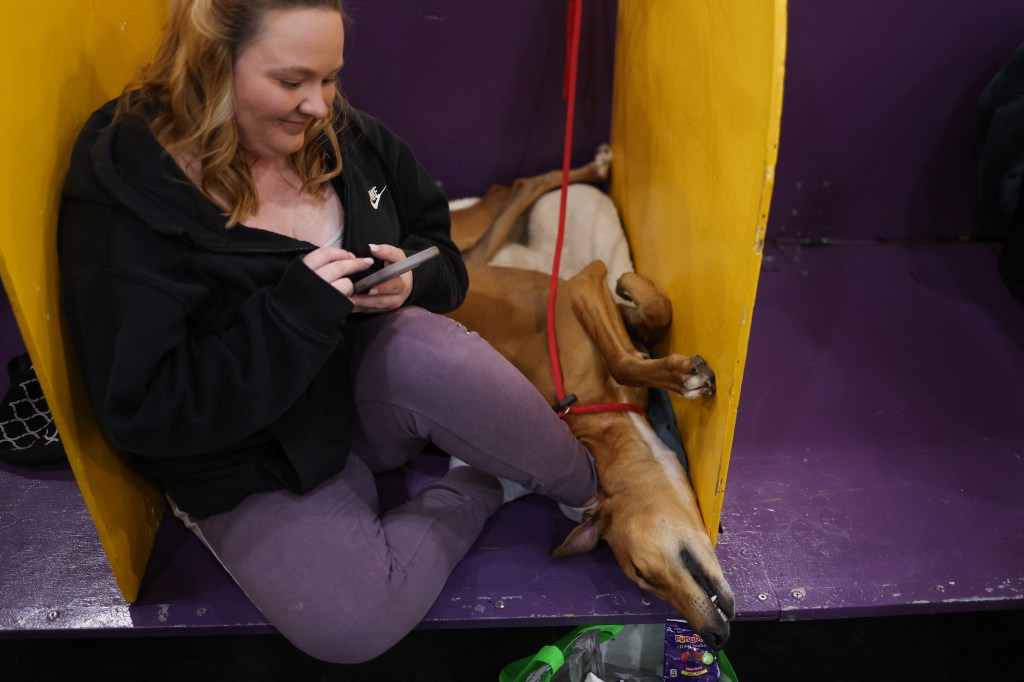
[342,2,1024,239]
[770,1,1024,241]
[340,0,617,199]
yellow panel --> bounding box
[0,1,168,602]
[611,1,786,542]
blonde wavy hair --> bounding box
[119,0,348,226]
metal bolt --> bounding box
[46,610,60,621]
[756,593,769,602]
[641,596,652,606]
[196,607,207,616]
[790,589,805,600]
[495,599,506,609]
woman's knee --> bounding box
[276,608,415,664]
[263,563,440,664]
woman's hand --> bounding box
[302,247,373,296]
[350,243,414,313]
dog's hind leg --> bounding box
[458,146,612,266]
[450,185,515,253]
[566,261,716,399]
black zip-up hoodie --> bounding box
[58,98,467,518]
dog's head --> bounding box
[554,501,735,648]
[552,420,735,648]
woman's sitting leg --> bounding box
[348,307,597,507]
[188,455,502,664]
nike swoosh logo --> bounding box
[368,185,387,210]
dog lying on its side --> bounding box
[445,154,736,648]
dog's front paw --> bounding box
[681,355,716,399]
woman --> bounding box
[58,0,597,664]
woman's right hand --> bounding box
[302,247,374,297]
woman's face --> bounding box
[233,8,344,162]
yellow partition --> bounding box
[610,1,786,542]
[0,2,167,602]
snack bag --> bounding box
[663,619,720,680]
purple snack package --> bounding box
[664,619,720,680]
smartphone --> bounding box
[352,246,441,293]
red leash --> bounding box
[546,0,582,403]
[549,0,644,419]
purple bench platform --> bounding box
[2,239,1020,636]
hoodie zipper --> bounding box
[185,228,318,256]
[201,243,315,255]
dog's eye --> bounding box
[633,564,646,581]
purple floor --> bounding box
[1,241,1021,635]
[718,241,1024,620]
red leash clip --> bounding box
[553,393,579,418]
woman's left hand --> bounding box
[349,243,414,313]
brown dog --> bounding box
[446,164,736,648]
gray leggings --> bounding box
[175,307,597,664]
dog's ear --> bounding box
[551,507,603,559]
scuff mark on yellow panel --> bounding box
[0,1,168,602]
[610,1,786,542]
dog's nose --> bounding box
[700,624,729,650]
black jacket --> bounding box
[58,98,467,517]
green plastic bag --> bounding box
[718,648,738,681]
[499,624,624,682]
